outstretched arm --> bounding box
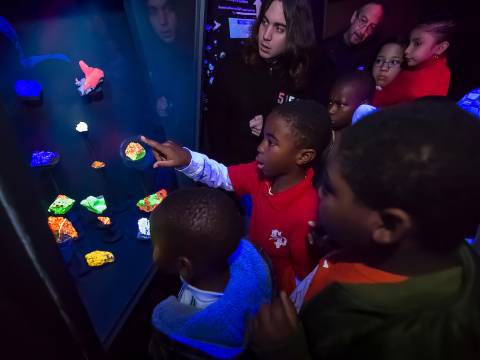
[141,136,233,191]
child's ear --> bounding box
[434,41,450,56]
[177,256,194,281]
[296,148,317,166]
[372,208,413,246]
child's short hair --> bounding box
[337,98,480,251]
[272,99,332,157]
[415,14,456,45]
[151,188,243,267]
[334,70,376,103]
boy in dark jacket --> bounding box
[250,99,480,359]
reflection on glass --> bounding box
[148,0,177,44]
[125,0,197,148]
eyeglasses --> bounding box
[355,15,377,35]
[373,58,402,70]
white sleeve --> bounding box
[289,265,319,313]
[177,149,234,191]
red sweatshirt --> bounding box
[373,56,450,107]
[228,162,318,293]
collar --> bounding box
[254,55,289,76]
[408,56,447,71]
[178,276,224,310]
[338,245,476,312]
[261,167,315,211]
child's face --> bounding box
[328,83,364,131]
[317,149,377,250]
[372,43,404,88]
[256,114,303,177]
[258,0,287,60]
[405,27,443,67]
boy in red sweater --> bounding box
[142,100,332,293]
[373,16,455,107]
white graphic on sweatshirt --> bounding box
[270,229,288,249]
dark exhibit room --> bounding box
[1,0,479,359]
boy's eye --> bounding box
[261,17,268,26]
[276,26,285,33]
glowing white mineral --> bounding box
[75,121,88,133]
[137,217,150,240]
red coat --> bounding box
[373,57,450,107]
[228,162,319,293]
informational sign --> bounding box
[203,0,259,86]
[213,0,258,38]
[228,17,256,39]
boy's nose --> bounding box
[329,104,337,114]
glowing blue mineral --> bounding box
[30,151,60,167]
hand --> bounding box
[249,291,300,349]
[140,136,191,169]
[249,115,264,137]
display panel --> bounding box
[0,0,202,347]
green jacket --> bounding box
[256,245,480,359]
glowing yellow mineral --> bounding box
[85,250,115,267]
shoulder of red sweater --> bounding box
[295,186,319,208]
[408,56,449,72]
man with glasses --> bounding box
[314,2,384,104]
[343,2,384,48]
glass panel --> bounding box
[0,0,201,347]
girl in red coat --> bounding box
[373,16,455,107]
